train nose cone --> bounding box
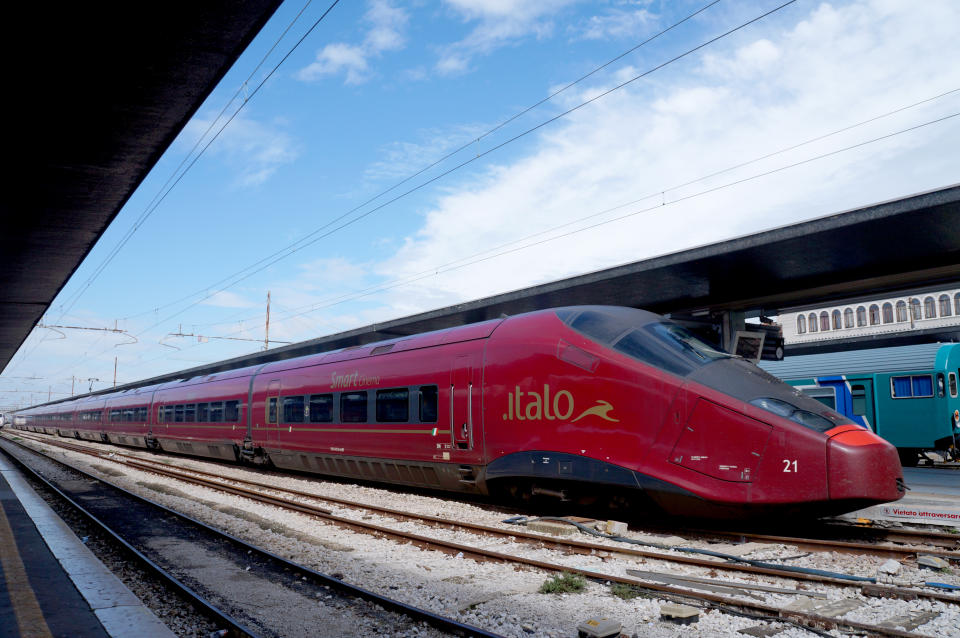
[827,427,905,504]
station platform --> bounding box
[840,466,960,527]
[0,453,174,638]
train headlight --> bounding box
[749,397,835,433]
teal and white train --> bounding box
[761,343,960,466]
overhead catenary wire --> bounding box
[116,0,801,344]
[117,0,727,326]
[117,105,960,376]
[49,0,341,325]
[193,88,960,333]
[2,0,341,380]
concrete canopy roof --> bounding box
[75,182,960,397]
[0,2,283,374]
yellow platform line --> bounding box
[0,498,54,638]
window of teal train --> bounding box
[891,374,933,398]
[949,372,958,398]
[937,373,946,398]
[851,384,867,415]
[805,387,836,410]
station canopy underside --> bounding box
[98,183,960,393]
[0,2,283,375]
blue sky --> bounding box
[3,0,960,409]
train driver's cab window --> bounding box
[851,385,867,416]
[341,391,368,423]
[282,396,305,423]
[949,372,958,398]
[309,394,333,422]
[937,373,946,398]
[376,388,409,422]
[891,375,933,398]
[419,386,438,423]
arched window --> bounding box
[820,311,830,331]
[856,306,867,327]
[843,308,853,328]
[869,304,880,325]
[955,293,960,316]
[924,296,936,319]
[896,300,908,322]
[797,315,806,334]
[940,294,952,317]
[808,313,818,332]
[911,298,922,320]
[882,302,893,324]
[832,309,842,329]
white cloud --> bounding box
[577,7,655,40]
[356,0,960,319]
[435,0,579,75]
[297,0,408,84]
[184,113,300,187]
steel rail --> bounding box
[0,442,261,638]
[11,431,960,609]
[0,435,504,638]
[10,434,949,637]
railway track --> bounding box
[0,435,501,638]
[7,430,960,637]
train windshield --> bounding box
[558,307,731,377]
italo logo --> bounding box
[503,384,619,423]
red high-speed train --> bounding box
[13,306,906,518]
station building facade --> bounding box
[781,288,960,345]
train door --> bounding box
[260,379,281,447]
[449,355,478,453]
[848,379,875,431]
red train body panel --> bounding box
[12,306,905,518]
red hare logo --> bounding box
[503,385,618,423]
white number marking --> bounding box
[782,459,798,473]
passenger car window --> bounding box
[197,403,208,422]
[376,388,409,422]
[309,394,333,422]
[209,401,224,422]
[267,398,278,424]
[891,375,933,398]
[225,401,239,422]
[185,404,196,422]
[341,392,367,423]
[419,386,438,423]
[175,405,184,422]
[282,396,305,423]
